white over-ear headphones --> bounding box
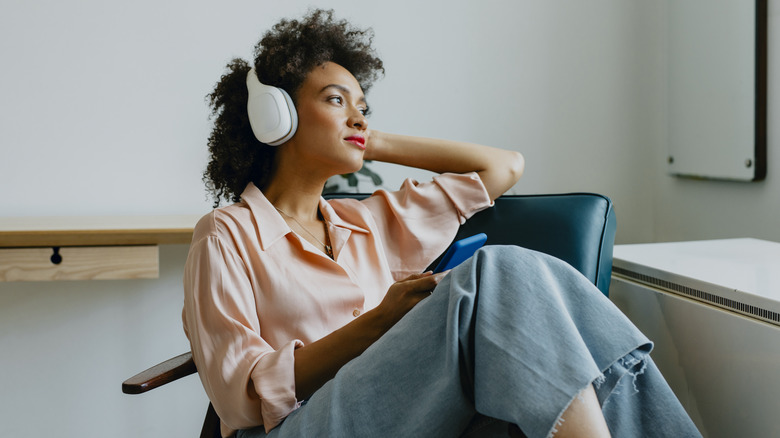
[246,68,298,146]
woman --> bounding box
[183,9,700,438]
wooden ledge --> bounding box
[0,215,202,281]
[0,215,202,248]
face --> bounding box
[280,62,369,177]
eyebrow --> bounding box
[320,84,367,105]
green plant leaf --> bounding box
[357,165,383,186]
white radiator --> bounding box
[609,238,780,438]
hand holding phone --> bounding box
[433,233,488,273]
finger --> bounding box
[407,272,445,293]
[400,272,433,282]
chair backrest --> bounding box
[326,193,617,296]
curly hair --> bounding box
[203,9,385,207]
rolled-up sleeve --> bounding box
[361,172,493,278]
[433,172,494,224]
[183,226,302,435]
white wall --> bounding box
[1,0,768,436]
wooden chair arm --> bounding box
[122,352,197,395]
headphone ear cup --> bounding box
[246,68,298,146]
[277,88,298,144]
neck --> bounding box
[263,176,326,222]
[262,141,341,220]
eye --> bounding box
[359,106,370,116]
[327,95,344,106]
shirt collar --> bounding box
[240,183,368,252]
[318,198,369,234]
[240,183,290,251]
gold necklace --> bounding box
[275,207,333,259]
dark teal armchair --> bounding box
[122,192,617,437]
[447,193,616,296]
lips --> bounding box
[345,135,366,150]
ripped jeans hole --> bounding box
[618,355,649,394]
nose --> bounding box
[348,109,368,131]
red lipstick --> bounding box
[345,135,366,150]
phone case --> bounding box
[433,233,488,273]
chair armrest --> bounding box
[122,352,197,395]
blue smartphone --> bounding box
[433,233,488,273]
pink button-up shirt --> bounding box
[182,173,492,436]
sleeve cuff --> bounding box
[249,339,305,432]
[433,172,493,224]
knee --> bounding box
[470,245,539,268]
[458,245,538,279]
[466,244,576,282]
[474,245,528,258]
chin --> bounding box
[341,154,365,174]
[350,159,365,172]
[327,160,363,180]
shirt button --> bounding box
[353,309,361,317]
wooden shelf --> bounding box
[0,215,202,281]
[0,215,201,248]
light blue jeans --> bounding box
[238,246,700,437]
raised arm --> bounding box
[365,131,525,201]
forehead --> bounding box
[299,62,364,98]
